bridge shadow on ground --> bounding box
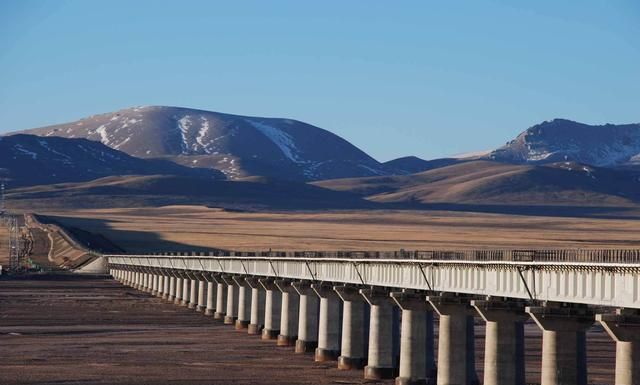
[38,215,221,254]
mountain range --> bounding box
[18,106,388,182]
[3,106,640,213]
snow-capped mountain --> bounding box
[0,134,223,188]
[17,106,389,181]
[490,119,640,167]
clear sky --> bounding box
[1,1,639,161]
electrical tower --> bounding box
[0,181,5,216]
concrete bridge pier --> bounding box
[151,273,159,296]
[527,305,594,385]
[275,279,299,346]
[188,276,198,309]
[205,279,215,316]
[132,272,139,290]
[181,275,190,307]
[391,291,435,385]
[144,273,152,293]
[361,288,397,380]
[212,274,227,320]
[233,276,251,330]
[168,276,177,302]
[222,275,238,324]
[139,272,146,291]
[312,283,342,362]
[597,309,640,385]
[260,278,282,340]
[162,274,170,300]
[335,285,367,370]
[471,299,526,385]
[174,277,184,305]
[427,295,478,385]
[293,281,319,353]
[156,274,164,297]
[245,277,265,335]
[196,278,206,312]
[136,272,143,291]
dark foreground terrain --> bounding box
[0,276,615,385]
[0,276,390,385]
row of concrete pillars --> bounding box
[111,269,639,385]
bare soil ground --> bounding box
[0,277,614,385]
[0,276,390,385]
[39,206,640,253]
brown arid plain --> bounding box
[38,205,640,253]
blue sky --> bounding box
[1,1,639,161]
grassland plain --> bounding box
[0,225,9,267]
[39,205,640,253]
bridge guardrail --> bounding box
[142,249,640,264]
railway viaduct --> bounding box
[107,249,640,385]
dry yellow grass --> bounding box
[40,205,640,253]
[0,225,9,268]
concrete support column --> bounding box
[188,278,198,309]
[527,305,594,385]
[335,285,367,370]
[428,295,479,385]
[293,281,319,353]
[205,280,215,316]
[390,291,436,385]
[246,278,266,335]
[260,278,282,340]
[212,275,227,320]
[142,273,149,291]
[361,288,397,379]
[275,279,299,346]
[133,271,139,289]
[156,275,164,297]
[596,309,640,385]
[181,276,190,306]
[152,274,160,296]
[196,278,206,312]
[174,277,183,305]
[312,283,342,362]
[472,299,526,385]
[222,275,237,324]
[168,276,176,302]
[160,275,168,297]
[233,276,251,330]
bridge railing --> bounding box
[144,249,640,264]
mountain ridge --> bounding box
[16,105,389,182]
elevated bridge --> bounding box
[107,249,640,385]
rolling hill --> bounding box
[0,134,223,188]
[7,174,378,211]
[489,119,640,167]
[16,106,389,182]
[314,160,640,207]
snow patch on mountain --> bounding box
[96,125,110,145]
[13,144,38,159]
[246,119,302,163]
[177,115,192,154]
[196,117,211,153]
